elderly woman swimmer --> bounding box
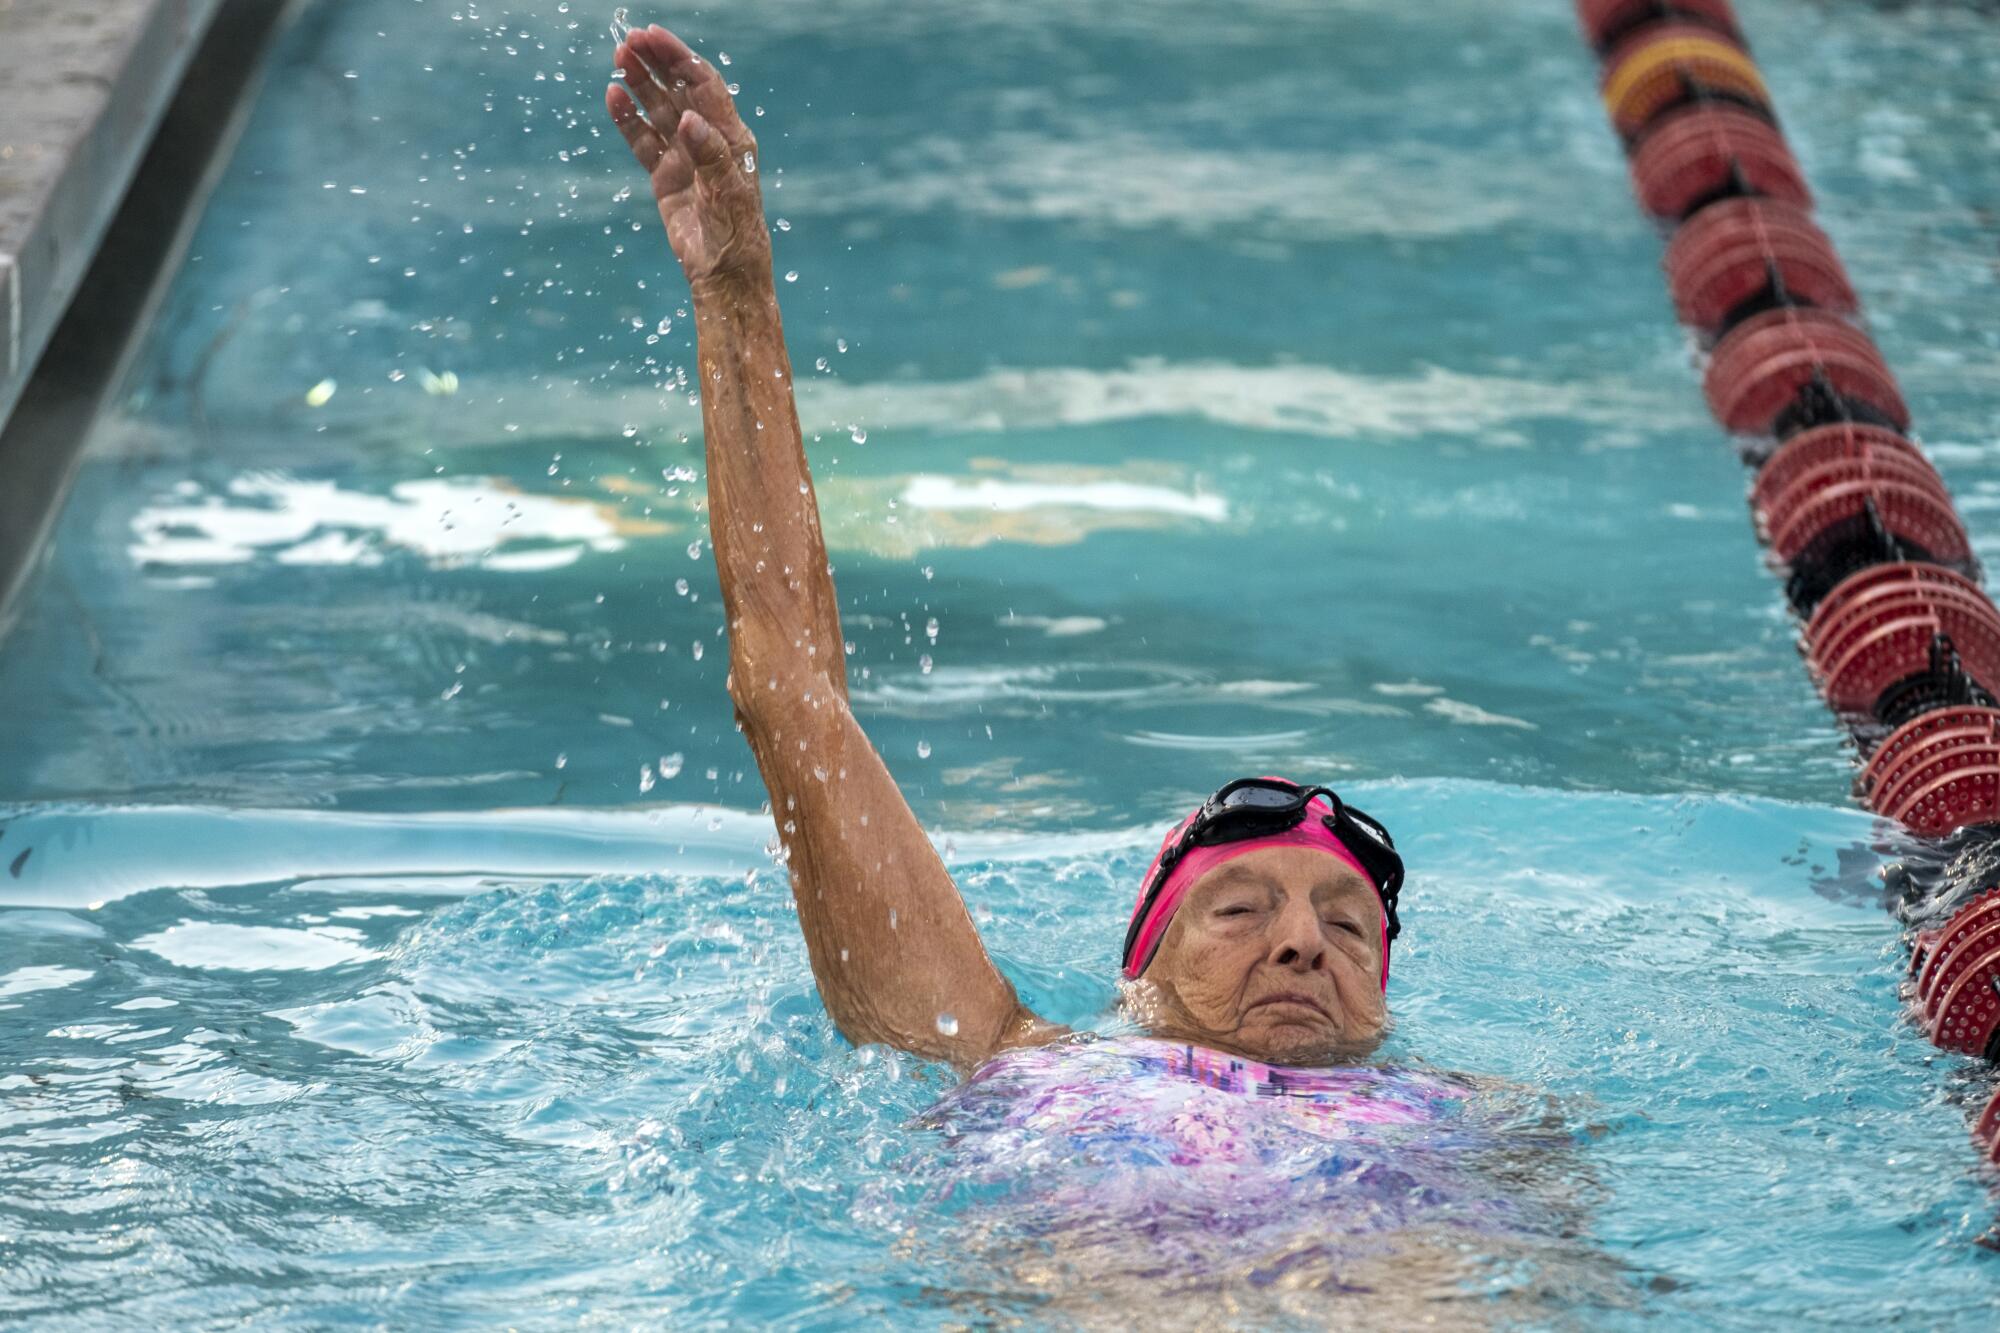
[598,30,1633,1323]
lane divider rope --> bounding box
[1572,0,2000,1159]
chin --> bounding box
[1242,1018,1384,1066]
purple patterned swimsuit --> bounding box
[917,1036,1533,1245]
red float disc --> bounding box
[1921,915,2000,1024]
[1859,704,2000,800]
[1891,764,2000,843]
[1577,0,1743,50]
[1922,917,2000,1026]
[1869,727,2000,816]
[1663,199,1856,334]
[1876,743,2000,831]
[1915,891,2000,1013]
[1812,602,2000,715]
[1664,197,1832,290]
[1808,564,1992,652]
[1752,424,1930,520]
[1628,104,1809,219]
[1768,480,1968,567]
[1805,564,1990,636]
[1704,308,1907,436]
[1805,587,2000,700]
[1757,458,1953,546]
[1863,707,2000,799]
[1926,934,2000,1055]
[1807,581,2000,671]
[1809,599,2000,708]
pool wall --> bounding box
[0,0,294,635]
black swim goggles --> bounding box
[1121,777,1404,971]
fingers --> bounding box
[677,110,740,189]
[631,25,756,157]
[631,22,699,70]
[616,33,690,133]
[605,84,668,172]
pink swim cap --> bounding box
[1122,786,1391,990]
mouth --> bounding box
[1246,992,1330,1020]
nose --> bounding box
[1269,895,1327,973]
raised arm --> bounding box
[605,25,1057,1068]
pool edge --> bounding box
[0,0,302,639]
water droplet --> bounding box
[849,425,867,444]
[935,1013,959,1037]
[717,50,732,65]
[836,338,848,353]
[609,7,631,42]
[919,654,933,675]
[921,565,934,580]
[554,752,568,770]
[889,908,899,929]
[639,765,656,794]
[740,151,756,174]
[775,217,791,231]
[925,617,939,642]
[783,270,798,283]
[304,378,337,407]
[916,739,931,759]
[687,540,704,560]
[691,640,705,660]
[660,753,684,778]
[674,577,690,596]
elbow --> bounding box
[725,615,840,735]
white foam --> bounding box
[1424,697,1537,730]
[0,965,93,998]
[129,923,381,972]
[127,474,629,572]
[997,613,1109,637]
[902,474,1226,520]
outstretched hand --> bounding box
[606,24,770,293]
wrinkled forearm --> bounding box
[692,271,846,698]
[688,274,1058,1069]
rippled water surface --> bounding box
[6,0,2000,1325]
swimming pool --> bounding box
[4,0,2000,1322]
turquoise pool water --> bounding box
[5,0,2000,1323]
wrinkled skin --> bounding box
[1129,846,1389,1064]
[606,25,771,294]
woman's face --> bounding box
[1133,845,1388,1064]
